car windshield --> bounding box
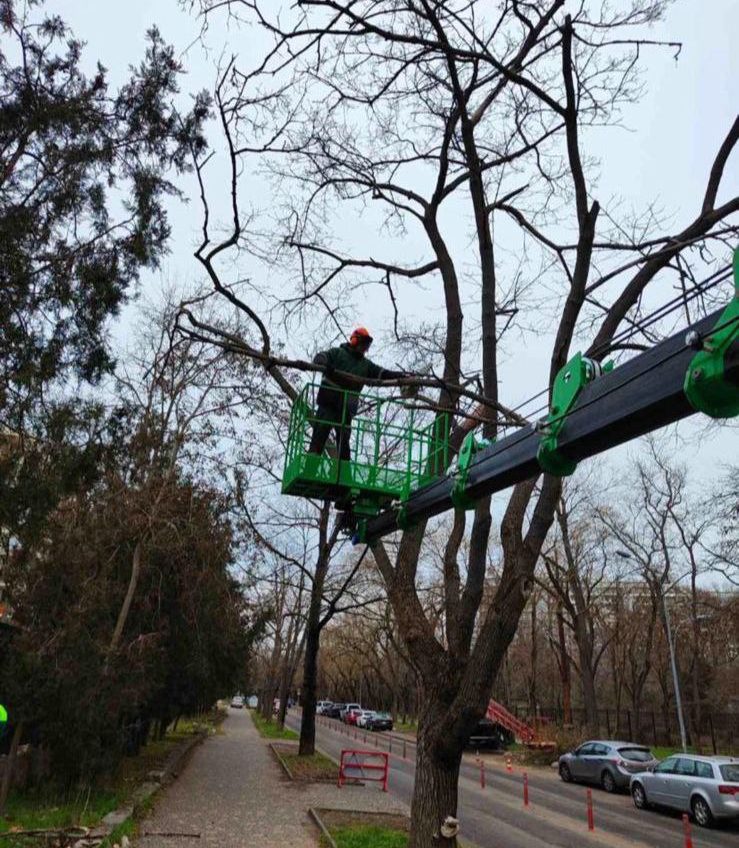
[720,764,739,782]
[618,747,653,762]
[375,712,390,718]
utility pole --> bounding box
[616,550,689,753]
[661,587,688,753]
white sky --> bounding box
[50,0,738,497]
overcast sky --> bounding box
[51,0,738,495]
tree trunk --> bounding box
[0,721,23,816]
[278,631,305,728]
[690,569,702,747]
[298,621,320,755]
[528,596,538,719]
[556,606,572,724]
[109,540,142,654]
[409,722,461,848]
[298,518,331,757]
[573,612,598,729]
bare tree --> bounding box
[601,441,734,743]
[181,2,738,843]
[540,480,619,729]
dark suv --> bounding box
[465,718,513,751]
[325,703,345,719]
[369,712,394,732]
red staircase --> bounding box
[486,699,537,744]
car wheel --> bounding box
[631,782,649,810]
[559,762,573,783]
[691,796,714,828]
[601,770,617,793]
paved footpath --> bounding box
[135,708,407,847]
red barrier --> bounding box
[682,813,693,848]
[338,749,389,792]
[523,771,529,807]
[586,788,594,831]
[480,760,486,789]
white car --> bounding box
[317,700,333,715]
[631,754,739,827]
[230,695,244,709]
[356,710,376,728]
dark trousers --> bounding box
[307,403,352,462]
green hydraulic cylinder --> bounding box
[683,248,739,418]
[537,352,613,476]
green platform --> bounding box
[282,382,449,515]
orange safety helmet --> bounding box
[349,326,374,347]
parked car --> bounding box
[464,718,513,751]
[316,701,333,715]
[341,703,361,722]
[230,695,244,709]
[346,708,363,726]
[631,755,739,827]
[326,703,345,719]
[356,710,376,729]
[559,740,658,793]
[369,712,394,732]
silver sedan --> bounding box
[631,754,739,827]
[559,740,658,792]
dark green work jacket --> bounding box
[313,343,403,414]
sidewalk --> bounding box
[135,709,408,847]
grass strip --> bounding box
[249,709,299,740]
[278,749,337,781]
[325,825,408,848]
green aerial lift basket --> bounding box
[282,382,450,517]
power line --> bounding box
[504,264,732,425]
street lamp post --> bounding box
[616,550,688,752]
[660,585,688,753]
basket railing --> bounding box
[282,382,449,503]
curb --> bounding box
[308,808,338,848]
[269,741,339,784]
[93,732,207,841]
[269,741,296,781]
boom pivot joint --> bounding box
[537,352,613,476]
[451,432,493,510]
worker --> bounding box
[308,327,412,527]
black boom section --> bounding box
[365,309,726,540]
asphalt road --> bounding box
[286,712,739,848]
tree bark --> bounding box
[409,718,462,848]
[299,621,320,756]
[528,595,538,719]
[556,605,572,724]
[574,611,599,730]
